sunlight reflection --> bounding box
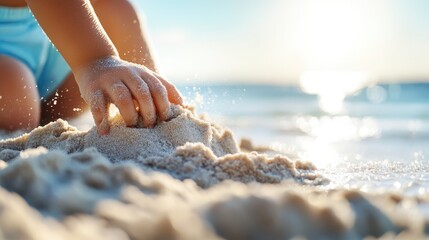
[296,116,380,167]
[295,116,380,142]
[300,71,369,113]
[299,139,341,167]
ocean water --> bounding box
[176,82,429,196]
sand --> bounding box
[0,106,428,239]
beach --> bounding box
[1,84,429,239]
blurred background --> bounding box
[77,0,429,193]
[138,0,429,84]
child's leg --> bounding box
[40,73,88,125]
[0,55,40,131]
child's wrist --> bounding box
[72,54,120,76]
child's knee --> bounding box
[0,55,40,131]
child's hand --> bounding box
[74,56,183,135]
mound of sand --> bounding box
[0,106,428,239]
[0,106,320,187]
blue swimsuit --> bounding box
[0,6,71,99]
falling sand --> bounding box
[0,106,428,239]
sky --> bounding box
[135,0,429,84]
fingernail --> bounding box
[144,121,155,128]
[164,107,171,120]
[98,118,110,135]
[97,127,107,136]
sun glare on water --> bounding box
[290,0,383,114]
[300,71,368,114]
[282,0,387,166]
[298,71,370,166]
[296,70,374,167]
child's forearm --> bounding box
[25,0,119,72]
[91,0,157,72]
[25,0,183,135]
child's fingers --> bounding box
[153,73,183,105]
[87,90,110,135]
[106,82,138,127]
[123,75,157,128]
[98,116,110,136]
[139,71,171,121]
